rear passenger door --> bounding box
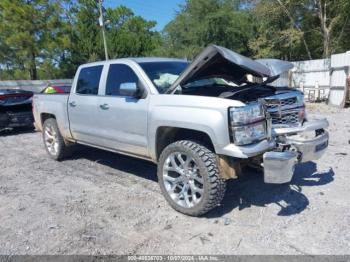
[68,65,105,144]
[94,63,150,157]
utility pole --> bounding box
[98,0,109,60]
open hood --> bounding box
[165,45,293,94]
[255,59,293,77]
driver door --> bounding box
[94,63,150,157]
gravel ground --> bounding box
[0,104,349,255]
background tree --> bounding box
[0,0,161,80]
[311,0,350,57]
[158,0,255,59]
[248,0,309,60]
[56,0,161,78]
[0,0,349,80]
[0,0,70,80]
[247,0,350,59]
[105,6,161,58]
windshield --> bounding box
[138,61,188,93]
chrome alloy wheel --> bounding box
[44,125,59,155]
[163,152,204,208]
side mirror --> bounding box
[119,82,143,98]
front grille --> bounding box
[263,93,303,127]
[271,111,300,125]
[265,97,297,109]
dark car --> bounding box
[0,89,34,130]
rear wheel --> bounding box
[42,118,70,161]
[157,140,226,216]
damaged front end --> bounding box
[227,91,329,184]
[262,119,329,184]
[261,92,329,184]
[173,45,329,184]
[223,91,329,184]
[162,44,329,184]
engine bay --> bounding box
[181,83,296,103]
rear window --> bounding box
[76,66,103,95]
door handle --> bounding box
[69,101,77,107]
[99,103,109,110]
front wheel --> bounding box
[157,140,226,216]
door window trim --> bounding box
[74,65,104,96]
[71,61,151,98]
[98,62,149,99]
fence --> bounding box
[0,79,73,93]
[273,51,350,107]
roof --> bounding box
[80,57,188,67]
[130,57,188,63]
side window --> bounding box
[106,64,139,96]
[76,65,103,95]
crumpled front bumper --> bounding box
[263,118,329,184]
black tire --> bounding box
[157,140,226,216]
[42,118,71,161]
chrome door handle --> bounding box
[69,101,77,107]
[100,103,109,110]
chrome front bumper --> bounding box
[273,118,329,136]
[283,130,329,163]
[263,118,329,184]
[263,151,297,184]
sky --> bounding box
[103,0,185,31]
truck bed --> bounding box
[32,94,72,138]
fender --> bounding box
[147,95,243,160]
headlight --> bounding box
[229,103,267,146]
[229,103,264,126]
[231,121,267,146]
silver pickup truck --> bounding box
[33,45,329,216]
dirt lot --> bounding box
[0,104,349,255]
